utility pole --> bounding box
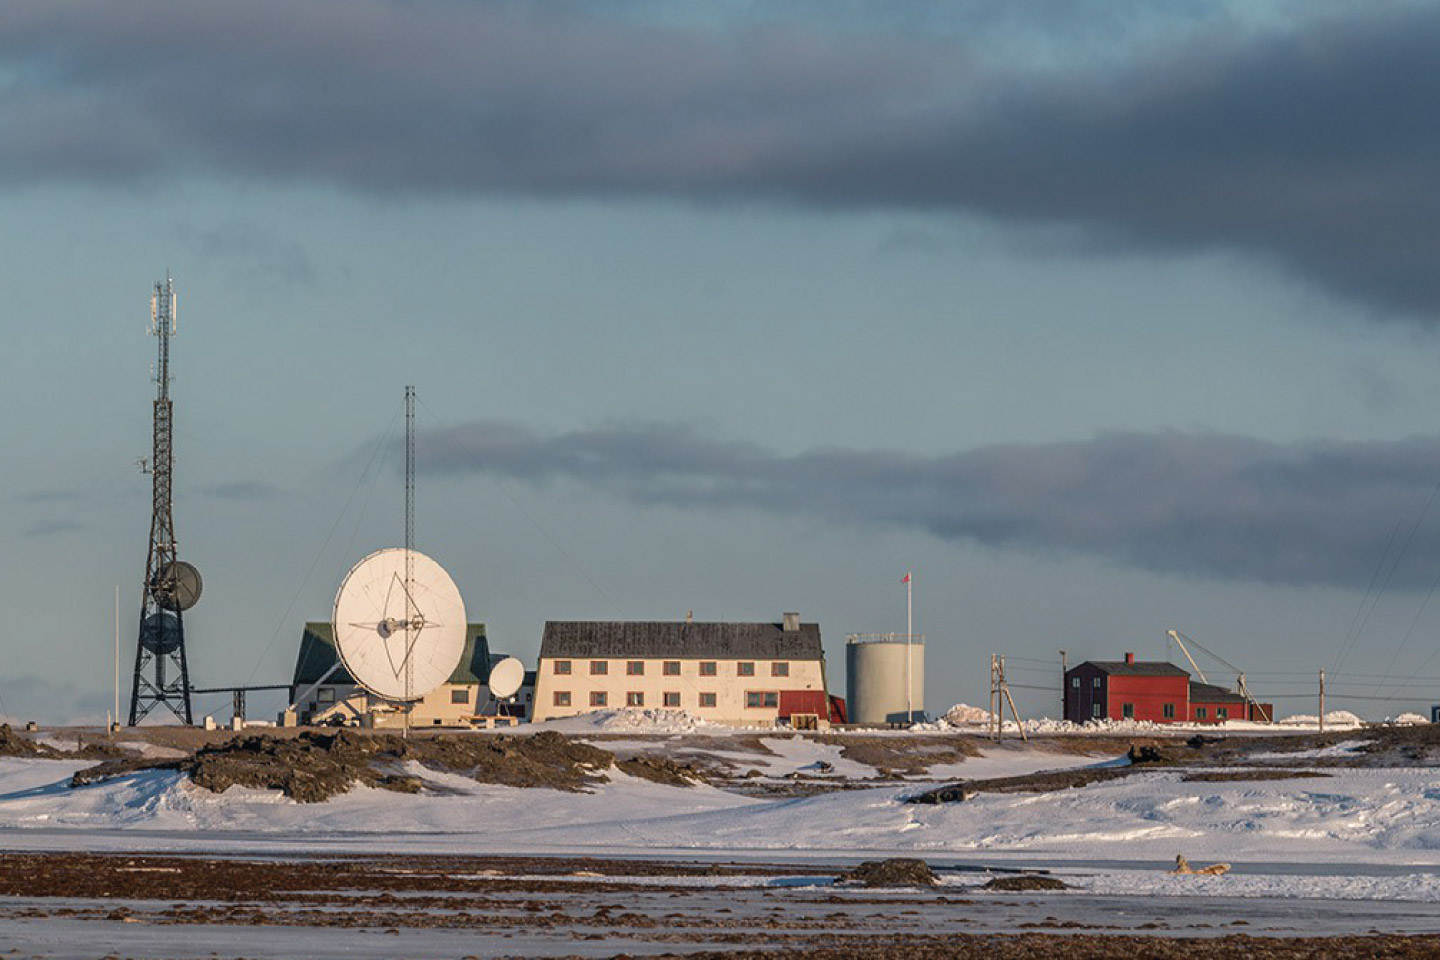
[989,654,999,741]
[1059,649,1068,721]
[1319,669,1326,734]
[998,656,1028,743]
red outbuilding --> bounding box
[1065,653,1272,724]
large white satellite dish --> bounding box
[332,547,466,702]
[488,657,525,700]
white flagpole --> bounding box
[113,585,120,730]
[906,571,913,724]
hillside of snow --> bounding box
[2,750,1438,870]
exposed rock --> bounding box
[1182,769,1330,782]
[1127,743,1174,764]
[909,784,976,804]
[70,729,702,802]
[984,874,1069,891]
[615,754,703,786]
[839,858,938,887]
[0,724,50,757]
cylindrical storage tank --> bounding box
[846,634,925,725]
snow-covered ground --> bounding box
[2,755,1438,877]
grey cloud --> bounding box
[3,3,1440,314]
[22,518,83,538]
[13,489,82,504]
[179,222,315,285]
[416,420,1440,590]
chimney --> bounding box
[1125,652,1135,664]
[782,612,800,632]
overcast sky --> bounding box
[6,0,1440,724]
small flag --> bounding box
[902,572,911,583]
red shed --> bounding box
[1188,682,1271,724]
[1066,653,1272,724]
[778,690,829,722]
[1065,653,1189,723]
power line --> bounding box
[1334,474,1440,675]
[244,400,404,684]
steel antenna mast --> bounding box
[129,276,201,725]
[404,385,415,725]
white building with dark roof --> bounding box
[531,613,831,727]
[288,621,531,727]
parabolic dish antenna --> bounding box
[488,657,525,700]
[332,547,466,702]
[139,611,182,655]
[155,560,202,612]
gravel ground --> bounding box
[0,853,1433,959]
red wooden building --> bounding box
[1065,653,1272,724]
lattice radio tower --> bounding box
[129,276,203,725]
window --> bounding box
[1122,703,1134,719]
[745,691,779,709]
[554,691,571,707]
[317,688,335,703]
[699,661,717,677]
[663,691,681,707]
[590,660,609,675]
[1216,707,1228,719]
[1092,677,1101,688]
[737,662,756,677]
[1163,703,1175,719]
[663,661,681,676]
[1071,677,1080,688]
[626,691,645,707]
[590,691,607,707]
[771,662,789,677]
[627,660,645,676]
[1092,703,1102,718]
[553,660,572,675]
[699,692,717,708]
[451,688,469,704]
[1196,707,1207,720]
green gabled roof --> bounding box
[292,621,492,687]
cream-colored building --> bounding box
[531,613,831,727]
[288,621,526,728]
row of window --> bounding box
[552,659,790,677]
[1104,703,1230,720]
[552,690,781,709]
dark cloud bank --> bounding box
[4,2,1440,316]
[416,420,1440,591]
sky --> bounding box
[6,0,1440,724]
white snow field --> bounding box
[1,754,1438,877]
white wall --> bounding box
[531,656,826,726]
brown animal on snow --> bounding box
[1170,854,1230,876]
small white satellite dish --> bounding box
[332,547,466,702]
[488,657,525,700]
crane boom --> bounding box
[1166,629,1208,684]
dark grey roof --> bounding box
[1189,681,1247,703]
[1083,660,1190,678]
[540,621,823,661]
[292,621,492,687]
